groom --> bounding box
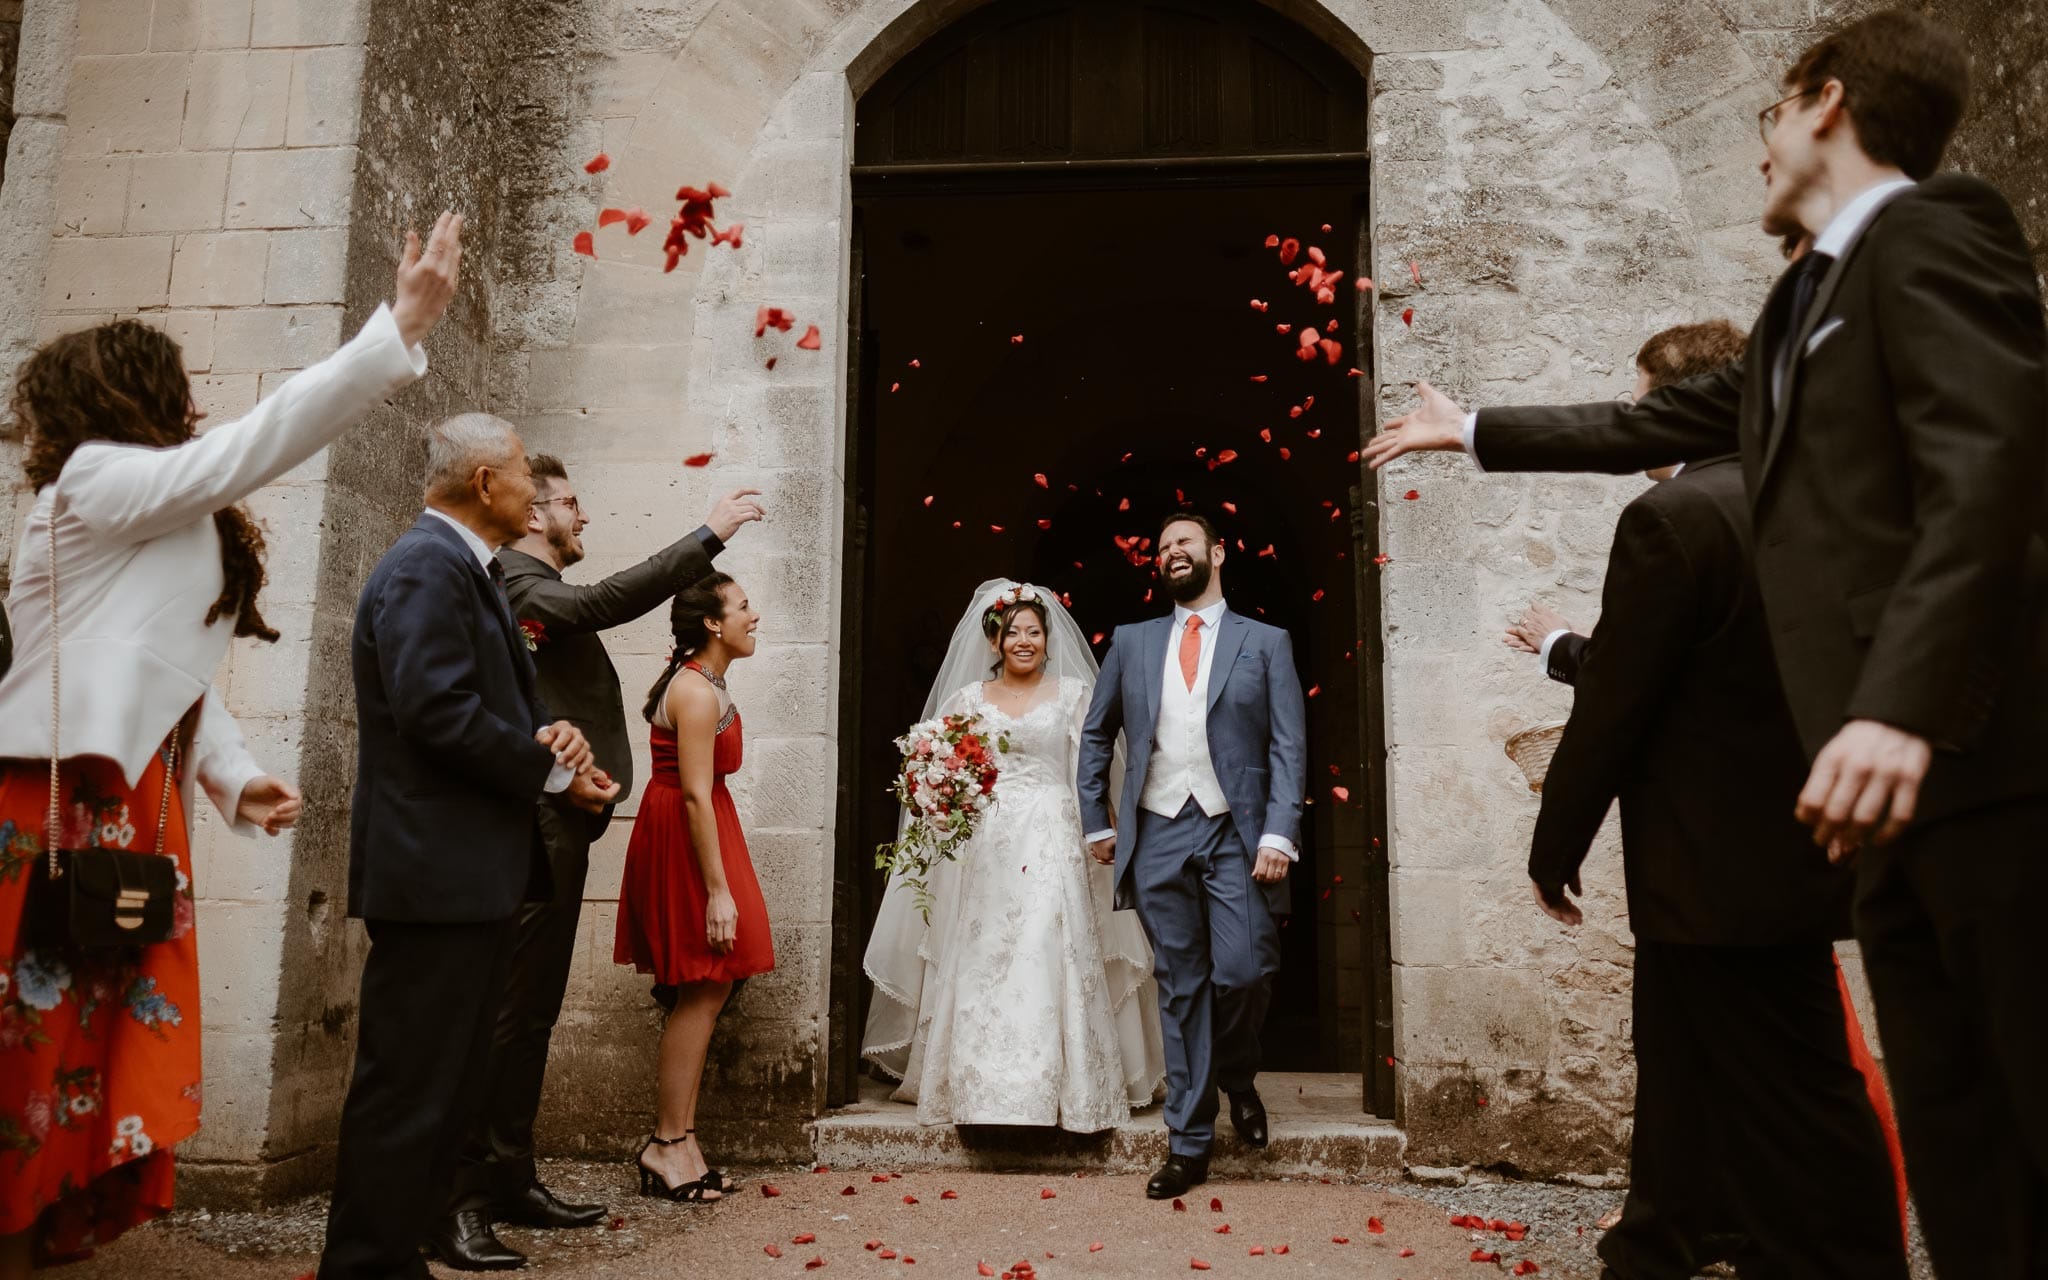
[1078,512,1307,1198]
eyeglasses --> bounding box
[1758,88,1818,142]
[531,495,582,515]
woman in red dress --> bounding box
[614,573,772,1203]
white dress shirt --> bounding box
[1458,177,1919,465]
[1085,599,1297,860]
[423,508,573,796]
[1538,628,1572,671]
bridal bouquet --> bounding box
[876,713,1011,922]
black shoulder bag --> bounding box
[22,506,180,950]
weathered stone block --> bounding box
[54,153,131,235]
[250,0,368,47]
[225,145,356,228]
[133,307,217,371]
[190,371,261,418]
[286,45,365,147]
[1389,870,1470,966]
[150,0,255,51]
[44,233,172,309]
[70,53,191,154]
[167,228,268,305]
[125,150,231,232]
[75,0,154,55]
[211,304,343,372]
[195,899,289,1033]
[184,48,292,149]
[264,226,348,304]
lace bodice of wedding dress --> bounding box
[861,675,1164,1131]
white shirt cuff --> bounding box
[1538,628,1571,669]
[1258,834,1299,862]
[543,761,573,794]
[1084,828,1115,845]
[1462,410,1484,472]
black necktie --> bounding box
[1775,251,1833,399]
[486,557,516,623]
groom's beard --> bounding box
[1163,554,1213,603]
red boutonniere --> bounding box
[518,620,547,651]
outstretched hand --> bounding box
[706,488,766,543]
[1506,602,1576,655]
[391,211,463,348]
[1532,877,1583,927]
[1362,380,1468,471]
[237,776,302,836]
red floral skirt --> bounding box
[0,746,198,1261]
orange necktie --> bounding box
[1180,615,1204,691]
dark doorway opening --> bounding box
[826,0,1393,1119]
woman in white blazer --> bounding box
[0,214,462,1274]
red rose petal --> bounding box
[1040,1188,1056,1199]
[1037,519,1052,530]
[1409,259,1423,285]
[903,1194,919,1204]
[597,208,626,228]
[571,230,596,257]
[1221,501,1238,514]
[841,1185,857,1195]
[1274,1245,1290,1255]
[940,1190,959,1200]
[583,151,610,173]
[1276,323,1292,335]
[1173,1198,1186,1211]
[761,1183,782,1197]
[1250,374,1269,383]
[1264,234,1280,247]
[1089,1243,1104,1253]
[683,453,714,467]
[866,1239,884,1250]
[1473,1250,1502,1263]
[1402,307,1414,327]
[765,1244,784,1258]
[1250,298,1269,312]
[764,357,777,370]
[796,324,822,351]
[1372,552,1390,566]
[1357,276,1375,291]
[814,1164,830,1173]
[890,382,900,393]
[806,1261,827,1273]
[794,1233,817,1244]
[880,1250,898,1260]
[1320,339,1343,365]
[1367,1217,1384,1234]
[624,207,651,234]
[1279,447,1292,460]
[1514,1263,1539,1276]
[1278,237,1300,265]
[1033,473,1049,488]
[1332,1236,1350,1245]
[1307,684,1321,697]
[1400,1247,1416,1257]
[1190,1262,1212,1272]
[1011,334,1024,344]
[1215,1224,1231,1234]
[979,1264,996,1277]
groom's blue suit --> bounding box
[1078,606,1307,1156]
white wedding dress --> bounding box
[863,672,1165,1131]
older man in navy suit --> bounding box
[322,415,619,1280]
[1077,511,1307,1200]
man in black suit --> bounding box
[1368,12,2048,1275]
[1525,409,1903,1275]
[321,415,619,1280]
[1504,321,1751,687]
[442,457,762,1242]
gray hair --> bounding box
[424,413,522,499]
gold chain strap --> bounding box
[43,503,180,878]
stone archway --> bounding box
[522,0,1804,1168]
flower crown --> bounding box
[981,584,1046,636]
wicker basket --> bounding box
[1504,720,1568,793]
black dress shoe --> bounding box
[1145,1153,1210,1200]
[1227,1088,1269,1149]
[496,1180,606,1230]
[428,1208,527,1271]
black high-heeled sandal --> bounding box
[636,1134,721,1203]
[686,1129,738,1194]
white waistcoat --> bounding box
[1140,623,1228,820]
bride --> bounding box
[862,580,1164,1131]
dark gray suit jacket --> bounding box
[497,530,717,823]
[1544,630,1586,685]
[1077,609,1308,915]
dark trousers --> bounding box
[1599,941,1906,1280]
[319,917,516,1280]
[451,804,592,1210]
[1130,799,1279,1158]
[1855,797,2048,1279]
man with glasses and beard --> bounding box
[431,458,764,1269]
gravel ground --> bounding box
[57,1160,1936,1279]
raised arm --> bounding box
[374,548,556,803]
[509,533,714,635]
[1076,633,1125,837]
[56,214,462,544]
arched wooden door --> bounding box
[828,0,1394,1118]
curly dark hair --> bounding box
[13,320,279,642]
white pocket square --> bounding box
[1804,317,1846,355]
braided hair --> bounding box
[642,572,735,722]
[13,320,279,641]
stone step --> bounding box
[811,1073,1406,1180]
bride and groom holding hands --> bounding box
[862,512,1309,1199]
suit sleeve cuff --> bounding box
[1463,411,1484,472]
[543,761,573,794]
[696,525,725,558]
[1084,828,1115,844]
[1258,834,1299,862]
[1538,628,1570,669]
